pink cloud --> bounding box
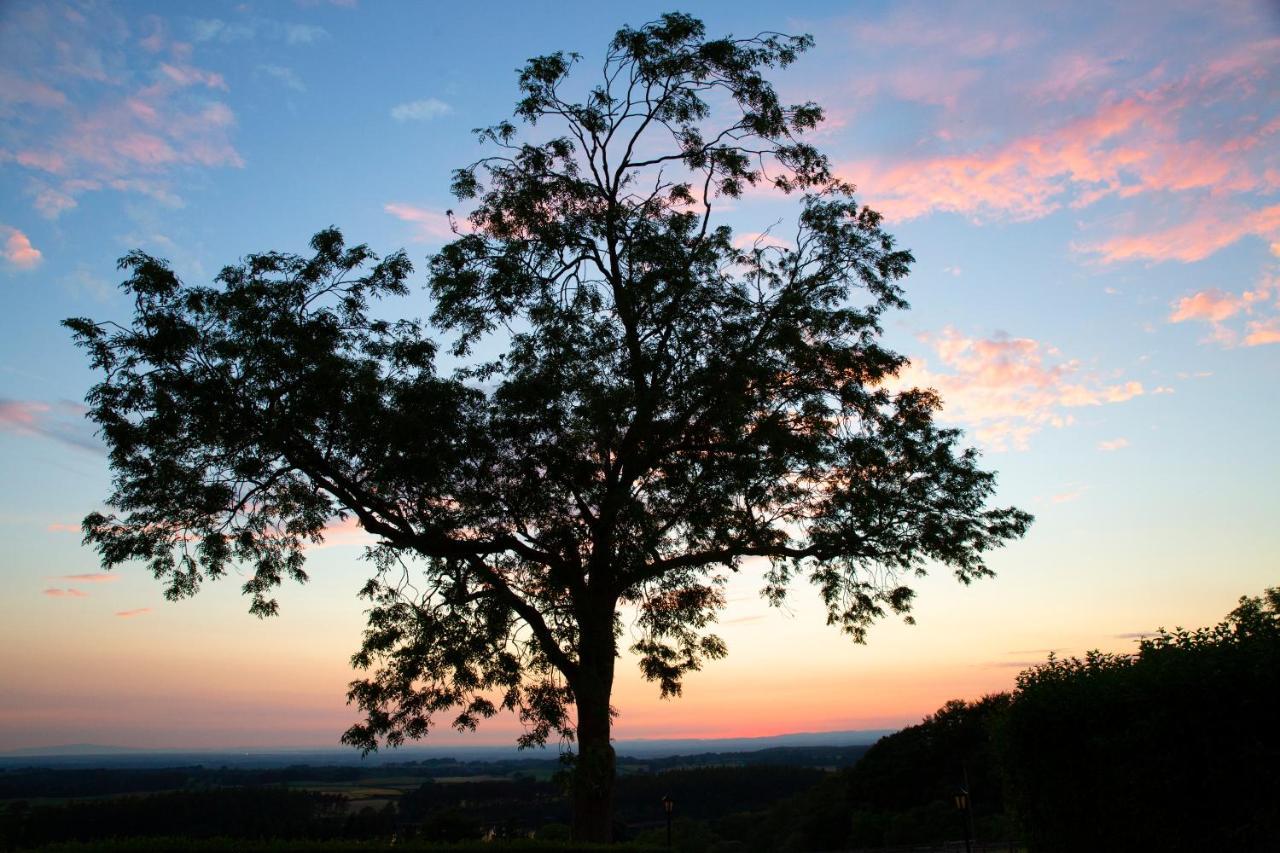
[1169,289,1243,323]
[311,516,377,549]
[2,12,243,219]
[1051,486,1087,504]
[891,327,1145,450]
[43,588,88,598]
[15,150,67,173]
[1244,317,1280,346]
[115,608,151,618]
[0,71,68,110]
[1098,438,1130,451]
[56,573,119,583]
[1167,276,1280,347]
[846,90,1275,228]
[1086,204,1280,264]
[0,399,100,451]
[47,522,82,533]
[384,203,461,241]
[1,226,42,270]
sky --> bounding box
[1,0,1277,752]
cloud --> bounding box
[891,327,1145,450]
[47,522,82,533]
[191,18,329,45]
[55,574,119,584]
[1167,276,1280,347]
[1169,288,1244,323]
[390,98,453,122]
[115,608,151,618]
[1085,205,1280,265]
[0,226,42,270]
[0,399,101,452]
[258,65,306,92]
[1244,317,1280,346]
[384,202,459,242]
[43,588,88,598]
[311,516,376,549]
[0,70,68,110]
[1097,437,1130,451]
[1,6,244,217]
[1051,486,1087,504]
[825,4,1280,268]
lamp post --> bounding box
[661,794,674,849]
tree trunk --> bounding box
[570,612,617,843]
[571,683,616,842]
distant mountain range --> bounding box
[0,728,895,768]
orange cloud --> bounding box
[115,608,151,618]
[43,588,88,598]
[56,573,119,584]
[892,327,1145,450]
[1,225,42,269]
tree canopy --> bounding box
[66,13,1031,840]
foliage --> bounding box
[1000,588,1280,852]
[66,11,1029,839]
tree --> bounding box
[65,13,1031,842]
[1000,588,1280,852]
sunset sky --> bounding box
[1,0,1277,752]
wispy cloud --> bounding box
[1,4,243,218]
[891,327,1145,450]
[390,98,453,122]
[1084,205,1280,265]
[827,3,1280,268]
[0,399,101,452]
[190,18,329,46]
[1097,437,1130,451]
[54,574,119,584]
[0,225,42,270]
[258,65,306,92]
[1051,485,1087,504]
[43,588,88,598]
[384,202,459,242]
[115,608,151,618]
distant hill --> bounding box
[0,728,893,769]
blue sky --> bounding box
[1,0,1277,749]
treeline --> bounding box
[662,586,1279,852]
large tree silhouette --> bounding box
[66,14,1030,841]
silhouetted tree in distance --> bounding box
[65,13,1031,841]
[1000,588,1280,852]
